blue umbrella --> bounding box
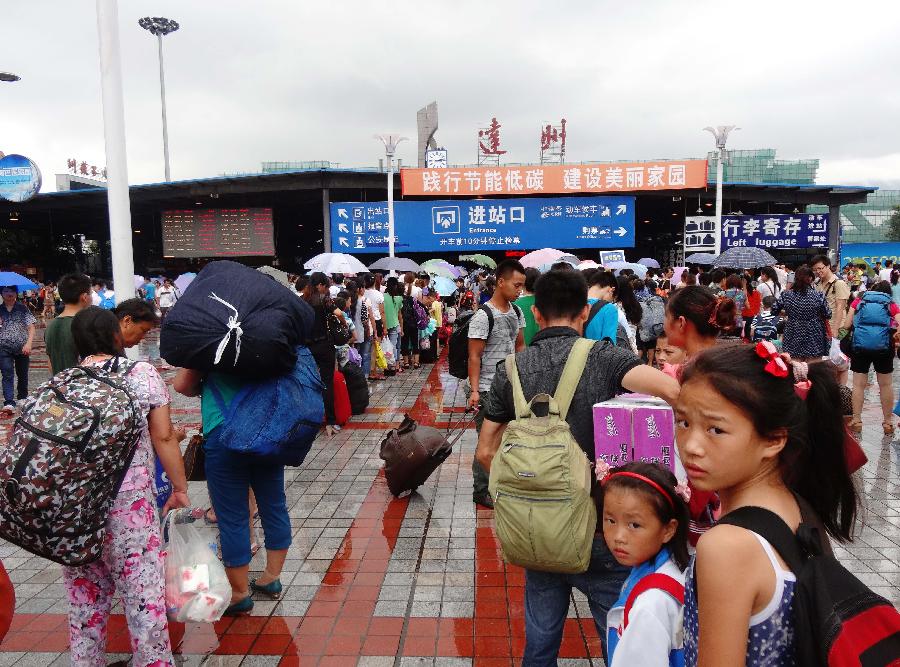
[0,271,38,291]
[637,257,660,268]
[606,262,648,278]
[429,275,456,297]
[713,246,777,270]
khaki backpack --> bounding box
[489,338,597,574]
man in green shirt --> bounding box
[514,268,541,346]
[45,273,92,374]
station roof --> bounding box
[3,168,877,212]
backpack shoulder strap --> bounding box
[554,338,594,420]
[504,353,529,419]
[585,300,605,328]
[623,573,685,630]
[479,304,495,337]
[716,506,805,573]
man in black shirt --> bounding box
[476,269,680,663]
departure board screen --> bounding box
[161,208,275,258]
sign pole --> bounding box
[714,151,724,255]
[157,33,171,182]
[387,155,395,259]
[95,0,136,303]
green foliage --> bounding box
[886,206,900,242]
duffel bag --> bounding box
[160,261,314,379]
[208,346,324,466]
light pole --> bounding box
[374,134,408,258]
[139,16,179,182]
[96,0,136,304]
[703,125,739,254]
[0,72,20,82]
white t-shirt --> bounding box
[879,268,893,283]
[329,284,341,298]
[91,290,101,306]
[365,288,385,321]
[158,286,177,309]
[756,281,780,299]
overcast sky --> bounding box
[5,0,900,192]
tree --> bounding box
[886,206,900,241]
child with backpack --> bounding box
[674,343,897,665]
[600,462,690,667]
[750,295,782,347]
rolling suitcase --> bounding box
[379,411,473,496]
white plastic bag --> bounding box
[380,337,395,364]
[829,338,849,370]
[163,510,231,623]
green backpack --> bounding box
[489,338,597,574]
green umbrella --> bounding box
[459,253,496,269]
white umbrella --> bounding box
[174,272,196,294]
[304,253,369,275]
[578,260,600,270]
[133,275,145,290]
[369,257,421,273]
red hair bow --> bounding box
[754,341,812,399]
[755,340,789,378]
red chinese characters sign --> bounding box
[401,160,708,197]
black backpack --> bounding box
[586,300,633,351]
[447,304,522,380]
[719,506,900,666]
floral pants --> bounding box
[62,482,174,667]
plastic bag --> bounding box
[829,338,849,370]
[346,346,362,367]
[163,510,231,623]
[380,337,395,364]
[373,340,388,370]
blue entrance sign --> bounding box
[329,196,635,253]
[721,213,829,250]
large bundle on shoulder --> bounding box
[160,260,313,379]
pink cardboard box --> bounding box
[593,394,677,473]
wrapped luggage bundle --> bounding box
[160,261,314,378]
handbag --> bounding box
[182,434,206,482]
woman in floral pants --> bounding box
[63,307,190,666]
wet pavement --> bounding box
[0,325,897,666]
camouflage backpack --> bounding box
[0,358,143,566]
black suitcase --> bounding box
[379,413,471,496]
[340,362,369,415]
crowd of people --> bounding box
[0,251,896,666]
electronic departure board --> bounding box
[161,208,275,258]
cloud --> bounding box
[4,0,900,190]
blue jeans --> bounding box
[356,338,373,376]
[203,427,292,568]
[387,326,401,369]
[0,349,29,406]
[523,536,629,667]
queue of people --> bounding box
[0,255,897,667]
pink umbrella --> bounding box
[520,248,569,268]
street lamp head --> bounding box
[0,72,21,82]
[374,134,408,156]
[139,16,180,37]
[703,125,740,149]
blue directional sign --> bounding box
[722,213,829,250]
[329,196,635,253]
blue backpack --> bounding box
[208,346,325,466]
[99,293,116,310]
[851,291,893,353]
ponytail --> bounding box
[667,286,736,337]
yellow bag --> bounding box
[374,340,388,370]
